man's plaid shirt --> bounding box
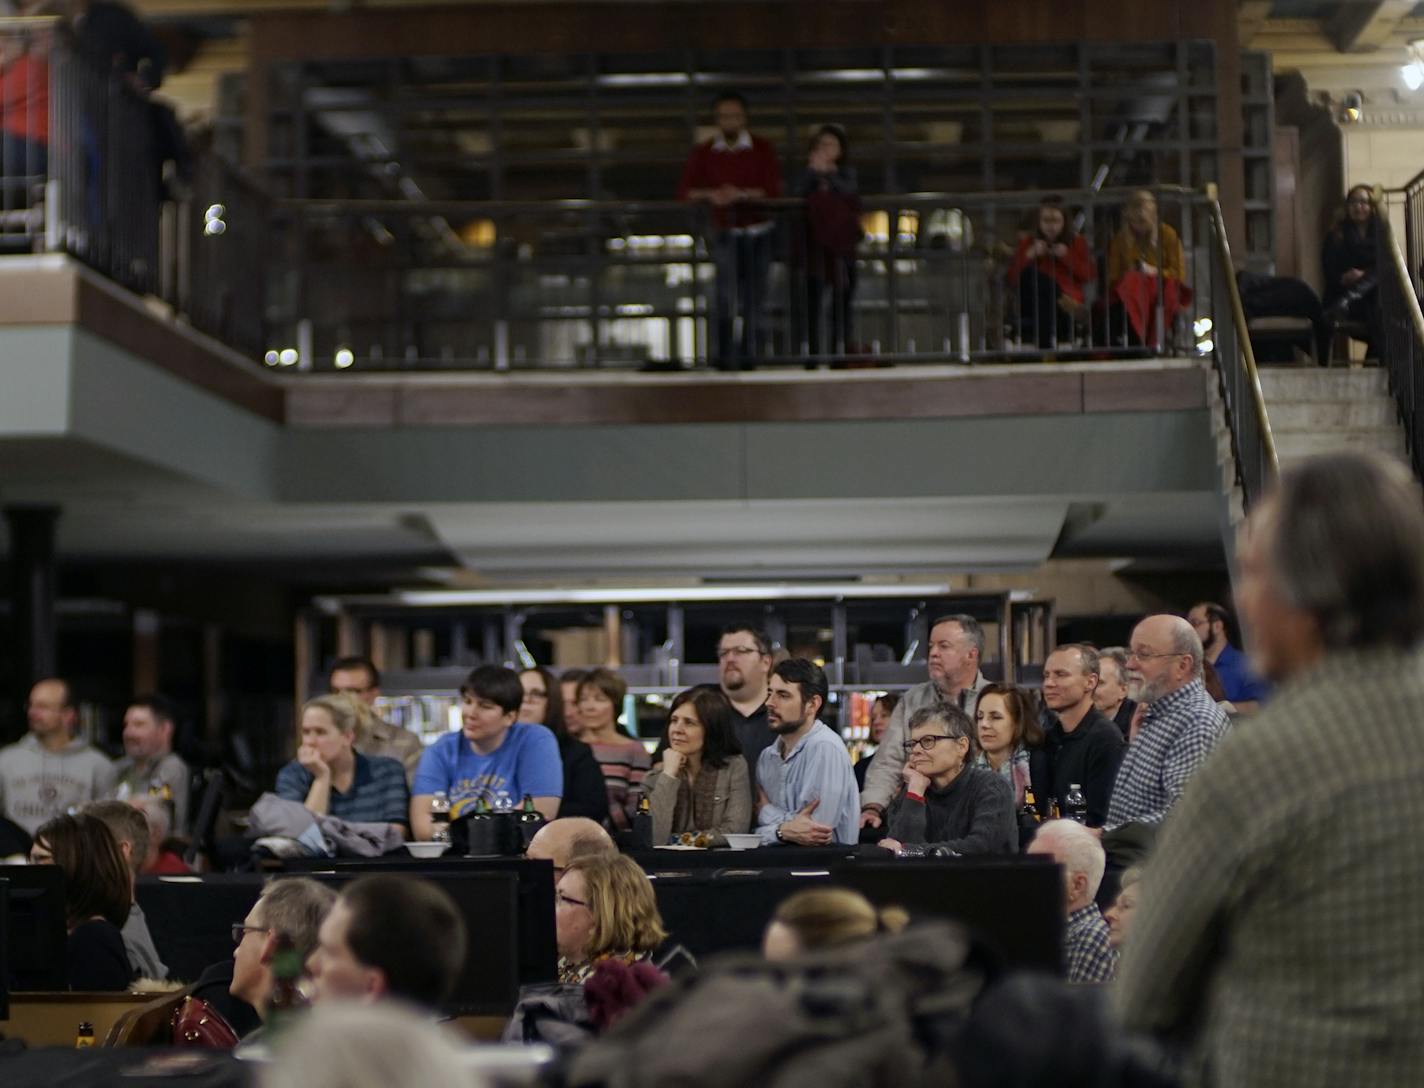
[1064,903,1117,984]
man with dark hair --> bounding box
[678,90,783,369]
[308,875,467,1011]
[112,693,191,832]
[82,799,167,980]
[1186,601,1268,712]
[329,655,423,782]
[560,668,590,737]
[1036,645,1124,827]
[410,665,562,836]
[0,677,113,834]
[1119,452,1424,1084]
[717,623,775,800]
[755,658,858,846]
[860,614,990,831]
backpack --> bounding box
[565,922,986,1088]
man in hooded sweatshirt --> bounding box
[0,678,115,835]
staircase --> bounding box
[1256,368,1407,469]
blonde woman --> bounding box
[555,853,667,984]
[762,887,909,960]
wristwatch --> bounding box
[775,822,787,843]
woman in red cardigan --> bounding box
[1007,195,1094,349]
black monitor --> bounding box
[0,864,67,995]
[0,880,8,1020]
[833,857,1064,973]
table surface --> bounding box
[0,1047,251,1088]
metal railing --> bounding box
[1379,176,1424,481]
[264,185,1223,372]
[1203,184,1278,507]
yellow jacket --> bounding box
[1107,223,1184,284]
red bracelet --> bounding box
[905,791,925,804]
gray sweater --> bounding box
[0,733,115,834]
[885,763,1017,855]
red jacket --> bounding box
[1007,233,1094,304]
[677,134,782,230]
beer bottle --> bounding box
[1020,785,1042,824]
[75,1021,95,1048]
[429,790,451,843]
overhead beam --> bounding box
[1328,0,1415,53]
[1237,0,1274,47]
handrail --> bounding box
[1379,214,1424,351]
[1374,200,1424,481]
[1203,183,1279,501]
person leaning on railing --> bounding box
[793,123,861,361]
[1106,189,1188,348]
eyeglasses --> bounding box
[523,690,549,701]
[556,892,589,909]
[1126,648,1187,662]
[231,923,270,945]
[903,734,964,755]
[717,646,763,659]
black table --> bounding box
[0,1047,250,1088]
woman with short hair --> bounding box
[643,686,751,843]
[30,813,135,990]
[555,853,667,984]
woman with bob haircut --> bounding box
[30,812,135,990]
[555,853,668,984]
[576,668,650,830]
[643,685,751,843]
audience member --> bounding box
[307,874,467,1010]
[1093,646,1136,738]
[971,682,1042,807]
[576,667,649,831]
[329,656,423,783]
[1008,194,1094,348]
[261,1002,482,1088]
[756,658,859,846]
[1187,601,1268,712]
[230,878,336,1035]
[861,614,990,830]
[555,853,666,984]
[30,812,134,991]
[111,693,190,831]
[81,799,166,980]
[276,695,409,836]
[1102,865,1140,952]
[678,90,783,369]
[1119,451,1424,1085]
[130,793,189,873]
[1322,183,1381,358]
[1027,820,1115,984]
[411,665,562,837]
[717,624,775,799]
[644,686,751,842]
[1103,615,1229,834]
[854,692,899,790]
[0,677,114,834]
[559,668,589,737]
[526,815,616,881]
[520,666,609,822]
[762,887,908,960]
[879,704,1016,857]
[794,123,860,359]
[0,8,51,192]
[1036,645,1124,827]
[1107,189,1187,347]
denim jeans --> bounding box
[712,229,772,368]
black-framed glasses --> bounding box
[717,646,763,659]
[231,923,270,945]
[903,734,964,755]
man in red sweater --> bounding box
[678,91,782,370]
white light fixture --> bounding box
[1404,41,1424,91]
[334,347,355,369]
[278,348,298,366]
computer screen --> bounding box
[0,864,67,996]
[834,857,1064,973]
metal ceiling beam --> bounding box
[1328,0,1416,53]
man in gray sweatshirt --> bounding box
[0,678,115,835]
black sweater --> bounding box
[1033,707,1125,827]
[68,919,134,992]
[885,764,1017,855]
[558,734,613,824]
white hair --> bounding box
[1163,615,1205,680]
[1032,820,1106,900]
[260,1002,486,1088]
[129,794,172,841]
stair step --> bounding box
[1275,428,1408,462]
[1268,399,1400,430]
[1257,367,1389,401]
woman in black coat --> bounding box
[521,666,612,823]
[1321,184,1381,358]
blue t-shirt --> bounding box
[412,722,563,815]
[1213,642,1270,705]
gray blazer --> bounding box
[644,756,752,844]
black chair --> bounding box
[184,768,225,869]
[0,815,31,858]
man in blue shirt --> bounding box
[410,665,563,838]
[755,658,859,846]
[1188,601,1269,711]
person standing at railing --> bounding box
[1007,194,1094,349]
[1322,184,1381,361]
[678,90,782,370]
[793,123,860,363]
[1107,189,1188,349]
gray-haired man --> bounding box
[860,614,991,830]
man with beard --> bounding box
[1035,645,1124,827]
[755,658,859,846]
[718,624,775,800]
[1102,615,1229,834]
